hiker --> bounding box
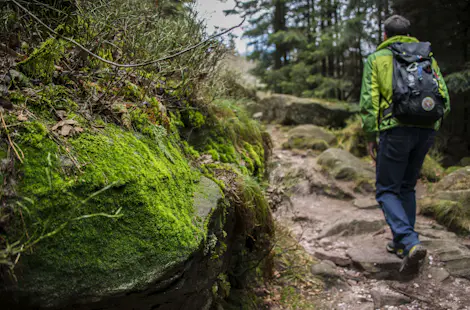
[359,15,451,273]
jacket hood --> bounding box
[376,35,419,51]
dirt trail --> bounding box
[267,125,470,310]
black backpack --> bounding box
[384,42,445,126]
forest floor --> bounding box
[262,125,470,310]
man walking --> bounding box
[360,15,451,273]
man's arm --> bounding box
[432,58,451,118]
[360,55,381,148]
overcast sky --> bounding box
[195,0,247,54]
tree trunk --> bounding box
[273,0,287,70]
[378,0,383,44]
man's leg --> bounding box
[376,127,419,253]
[400,128,436,231]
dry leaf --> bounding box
[52,120,65,131]
[75,127,84,133]
[17,114,28,121]
[56,110,67,120]
[64,119,78,125]
[60,124,73,136]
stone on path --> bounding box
[435,166,470,191]
[420,239,470,279]
[317,148,375,181]
[428,267,450,283]
[314,249,352,267]
[370,287,411,308]
[353,197,379,210]
[318,219,386,239]
[283,125,337,151]
[249,94,357,128]
[311,260,340,278]
[346,239,403,280]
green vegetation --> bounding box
[421,155,445,182]
[420,198,470,234]
[9,124,203,297]
[0,0,273,306]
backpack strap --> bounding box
[378,92,394,127]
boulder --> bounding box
[419,166,470,233]
[282,125,336,151]
[248,94,357,128]
[460,157,470,167]
[0,125,239,310]
[317,148,375,181]
[436,166,470,191]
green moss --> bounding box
[421,155,445,182]
[460,157,470,167]
[188,110,205,128]
[17,38,65,82]
[420,198,470,233]
[18,121,48,148]
[8,124,205,300]
[208,149,220,161]
[445,166,462,175]
[334,116,368,157]
[283,137,329,151]
[23,85,79,117]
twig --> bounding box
[11,0,245,68]
[0,43,22,58]
[0,111,23,163]
[389,284,442,308]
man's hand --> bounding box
[368,141,378,162]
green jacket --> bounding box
[359,36,451,141]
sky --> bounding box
[195,0,248,54]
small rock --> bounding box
[314,249,352,267]
[253,112,263,119]
[353,197,379,210]
[429,267,450,283]
[347,279,357,286]
[311,261,339,278]
[371,288,411,308]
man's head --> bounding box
[384,15,411,39]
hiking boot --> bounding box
[386,241,405,259]
[399,244,427,273]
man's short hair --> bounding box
[384,15,411,37]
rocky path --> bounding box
[267,125,470,310]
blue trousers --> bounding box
[376,127,436,254]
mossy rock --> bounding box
[460,157,470,167]
[317,148,375,181]
[419,196,470,233]
[334,116,368,157]
[419,166,470,233]
[1,124,224,307]
[436,166,470,191]
[421,155,445,182]
[249,94,357,128]
[282,125,336,151]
